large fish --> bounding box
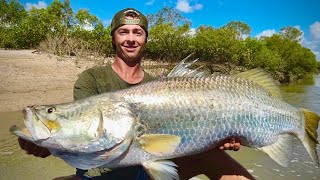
[10,56,320,180]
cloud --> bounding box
[255,29,277,39]
[26,1,47,11]
[188,28,196,36]
[146,0,156,5]
[103,19,111,27]
[302,22,320,60]
[310,21,320,40]
[176,0,203,13]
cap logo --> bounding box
[122,10,141,25]
[123,19,140,25]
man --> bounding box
[18,8,253,180]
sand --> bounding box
[0,49,95,112]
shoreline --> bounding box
[0,49,94,112]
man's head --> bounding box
[111,8,148,62]
[110,8,148,37]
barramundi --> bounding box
[10,56,320,180]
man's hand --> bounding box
[18,138,51,158]
[218,137,242,151]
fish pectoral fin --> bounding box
[9,125,34,142]
[259,134,293,167]
[142,160,179,180]
[138,134,181,156]
[189,174,210,180]
[234,68,281,98]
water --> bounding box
[0,112,74,180]
[1,75,320,179]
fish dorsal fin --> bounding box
[167,54,209,78]
[138,134,181,156]
[234,68,281,98]
[259,134,293,167]
[301,108,320,166]
[143,160,179,180]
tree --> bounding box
[147,6,190,28]
[280,26,303,42]
[0,0,27,26]
[224,21,251,40]
[0,0,27,48]
[146,22,191,60]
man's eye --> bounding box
[118,30,128,35]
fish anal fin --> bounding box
[235,68,281,98]
[138,134,181,156]
[259,134,293,167]
[143,160,179,180]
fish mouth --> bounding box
[23,106,51,141]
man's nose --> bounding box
[127,33,136,43]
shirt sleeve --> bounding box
[73,69,99,101]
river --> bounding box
[0,75,320,179]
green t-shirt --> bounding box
[73,64,156,100]
[73,64,156,179]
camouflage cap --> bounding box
[110,8,148,35]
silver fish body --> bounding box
[10,64,319,179]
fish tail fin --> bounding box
[143,160,179,180]
[301,108,320,166]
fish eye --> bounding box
[46,107,55,114]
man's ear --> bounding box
[112,36,116,50]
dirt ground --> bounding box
[0,49,95,112]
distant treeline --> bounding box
[1,0,319,83]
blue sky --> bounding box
[19,0,320,60]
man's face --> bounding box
[113,24,147,62]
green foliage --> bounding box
[190,25,245,64]
[146,23,191,61]
[0,3,317,83]
[261,31,317,82]
[242,38,282,72]
[280,26,303,42]
[147,6,190,27]
[224,21,251,39]
[0,0,27,47]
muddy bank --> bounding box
[0,50,95,112]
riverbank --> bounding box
[0,49,96,112]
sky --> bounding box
[19,0,320,60]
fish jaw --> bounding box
[23,106,52,141]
